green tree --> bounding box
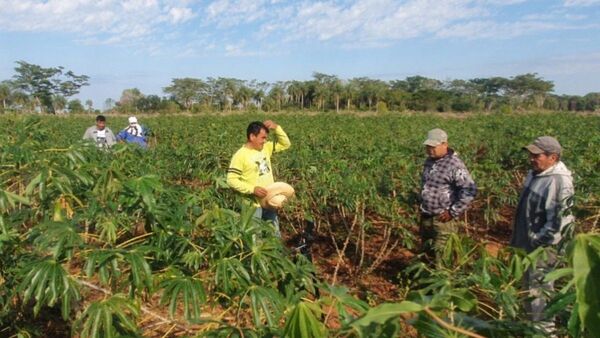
[118,88,144,113]
[469,77,509,111]
[252,81,269,110]
[51,95,68,114]
[0,82,11,111]
[446,80,480,112]
[404,76,441,93]
[85,99,93,112]
[67,99,85,113]
[236,83,255,110]
[164,78,208,110]
[136,95,161,112]
[356,78,388,111]
[583,92,600,111]
[104,98,116,111]
[385,88,409,111]
[506,73,554,108]
[287,80,306,110]
[11,60,89,113]
[268,82,286,111]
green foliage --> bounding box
[7,61,600,113]
[31,221,83,260]
[84,248,153,297]
[376,101,388,113]
[0,113,599,336]
[282,301,326,338]
[159,272,207,320]
[349,301,423,337]
[573,234,600,335]
[18,258,80,319]
[74,295,140,338]
[11,60,89,113]
[0,188,30,212]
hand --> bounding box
[253,186,268,198]
[438,210,453,223]
[263,120,278,129]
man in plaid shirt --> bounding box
[420,128,477,260]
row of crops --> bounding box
[1,112,599,337]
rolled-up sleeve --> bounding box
[272,126,290,153]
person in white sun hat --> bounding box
[117,116,147,148]
[226,120,291,236]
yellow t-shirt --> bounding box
[226,126,291,204]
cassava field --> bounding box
[1,112,599,338]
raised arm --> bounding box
[263,120,290,154]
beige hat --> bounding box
[260,182,295,209]
[423,128,448,147]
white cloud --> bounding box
[254,0,507,43]
[168,7,195,24]
[436,20,569,39]
[250,0,598,45]
[360,0,485,40]
[204,0,270,27]
[224,41,265,57]
[564,0,600,6]
[480,0,526,4]
[255,0,489,43]
[0,0,194,43]
[0,0,598,55]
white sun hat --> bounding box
[260,182,295,209]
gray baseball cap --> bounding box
[523,136,562,155]
[423,128,448,146]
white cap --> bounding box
[128,116,138,124]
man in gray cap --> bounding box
[420,128,477,261]
[511,136,574,334]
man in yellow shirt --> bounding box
[226,120,291,235]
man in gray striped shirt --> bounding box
[420,128,477,260]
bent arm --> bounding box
[272,126,291,153]
[532,177,574,247]
[449,166,477,218]
[83,128,94,140]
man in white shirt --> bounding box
[83,115,116,148]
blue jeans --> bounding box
[253,207,280,237]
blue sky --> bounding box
[1,0,599,109]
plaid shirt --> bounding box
[420,149,477,217]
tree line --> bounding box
[1,60,599,114]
